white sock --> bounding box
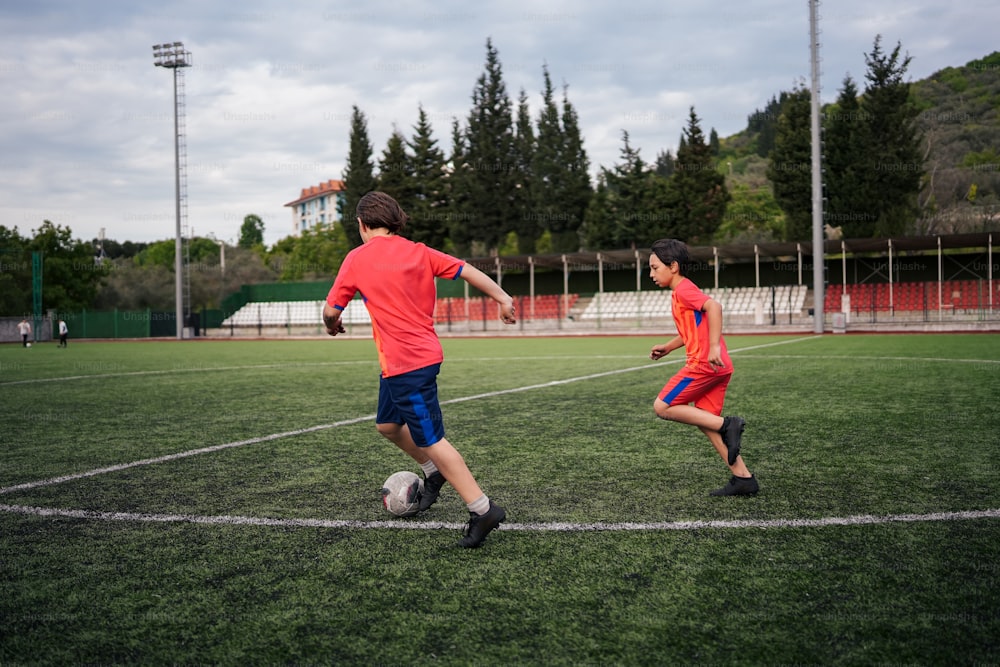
[419,460,438,477]
[466,494,490,515]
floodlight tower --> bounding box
[152,41,192,339]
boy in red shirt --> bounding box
[323,191,516,547]
[648,238,759,496]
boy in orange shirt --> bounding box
[648,238,758,496]
[323,191,516,547]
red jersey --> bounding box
[326,235,464,377]
[671,277,732,374]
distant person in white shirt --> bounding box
[17,319,31,347]
[58,319,68,348]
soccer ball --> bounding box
[25,343,31,348]
[381,471,423,517]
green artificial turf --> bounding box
[1,334,998,665]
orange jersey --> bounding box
[327,235,464,377]
[671,277,732,373]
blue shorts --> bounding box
[376,363,445,447]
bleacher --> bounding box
[578,285,807,320]
[824,280,999,313]
[222,294,582,328]
[435,294,579,323]
[222,300,371,327]
[217,280,996,331]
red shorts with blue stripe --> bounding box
[658,365,732,416]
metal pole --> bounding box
[754,244,760,288]
[529,256,535,322]
[809,0,825,333]
[713,247,719,289]
[154,42,191,340]
[888,239,894,316]
[172,67,183,339]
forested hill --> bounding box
[910,52,1000,229]
[719,51,1000,237]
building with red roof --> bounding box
[283,179,346,236]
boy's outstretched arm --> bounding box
[459,263,516,324]
[703,298,724,366]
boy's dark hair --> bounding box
[651,238,692,276]
[356,191,409,233]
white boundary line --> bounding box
[735,354,1000,365]
[3,503,998,532]
[0,360,377,387]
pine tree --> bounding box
[531,66,563,250]
[672,107,729,243]
[823,75,871,237]
[860,36,923,236]
[581,174,614,250]
[654,149,676,178]
[766,88,813,241]
[511,88,537,253]
[340,105,377,247]
[377,128,411,213]
[748,93,787,157]
[557,84,592,252]
[406,106,448,249]
[463,39,517,254]
[445,117,472,255]
[581,132,667,249]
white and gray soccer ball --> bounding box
[381,471,424,517]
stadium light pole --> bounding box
[152,42,191,340]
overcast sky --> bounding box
[1,0,996,248]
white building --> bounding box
[284,179,346,236]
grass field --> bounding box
[1,333,999,665]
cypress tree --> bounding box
[377,128,411,212]
[581,132,664,249]
[860,36,923,236]
[767,88,813,241]
[406,106,448,249]
[445,117,472,255]
[824,75,872,237]
[557,84,592,252]
[340,105,377,247]
[512,88,538,253]
[463,38,517,254]
[531,66,563,250]
[672,107,729,243]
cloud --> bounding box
[0,0,996,246]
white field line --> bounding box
[2,503,998,532]
[0,336,815,497]
[735,354,1000,365]
[0,337,821,388]
[0,360,377,387]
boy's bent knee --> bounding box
[653,399,674,421]
[376,422,402,439]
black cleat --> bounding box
[458,501,506,548]
[419,471,446,511]
[720,416,745,465]
[710,474,759,497]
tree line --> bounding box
[340,39,729,256]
